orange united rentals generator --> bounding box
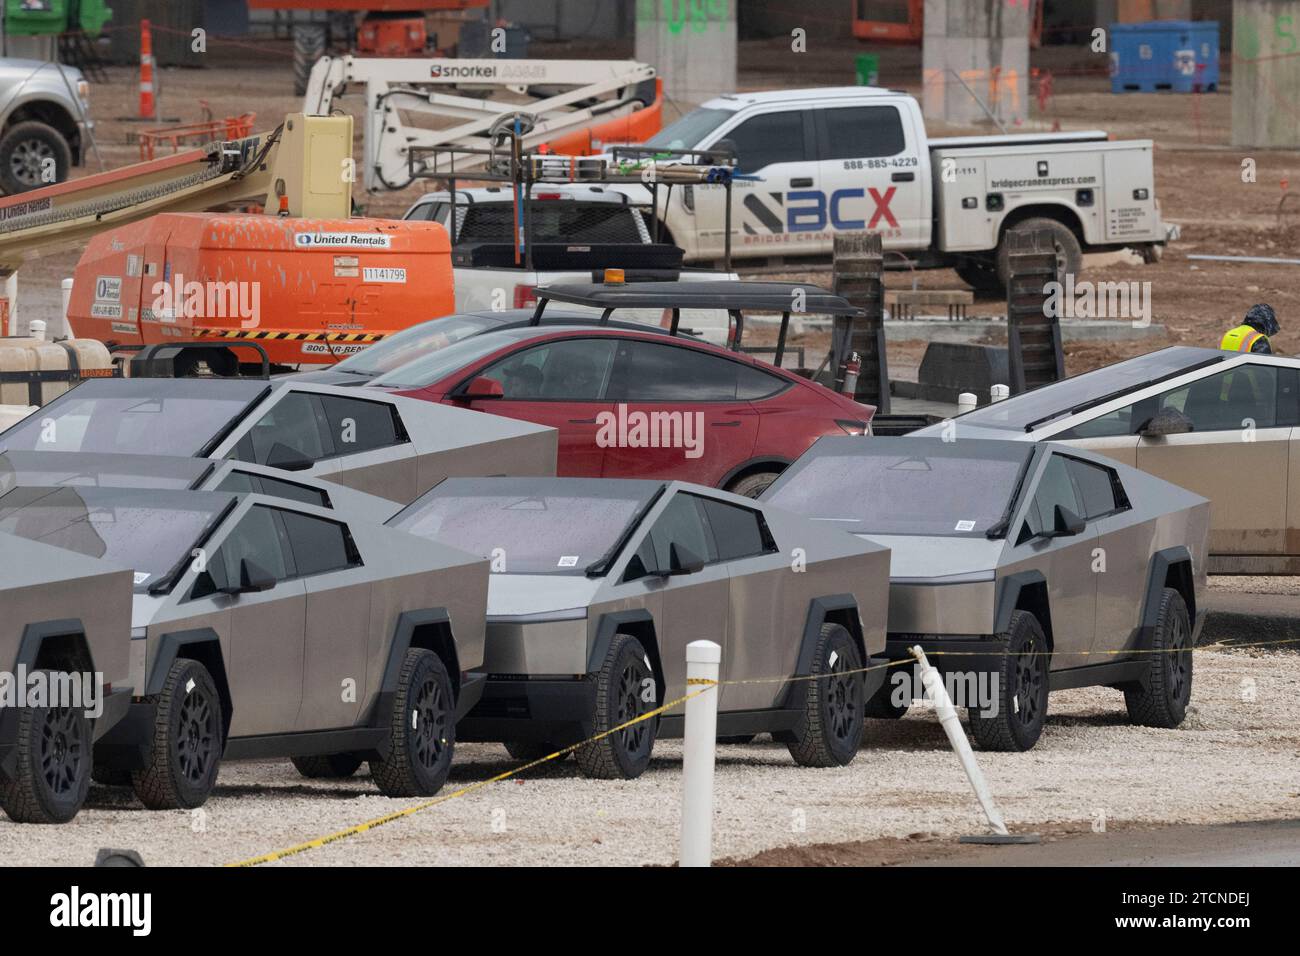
[68,213,454,366]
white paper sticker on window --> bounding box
[954,520,976,532]
[133,572,151,585]
[557,555,579,568]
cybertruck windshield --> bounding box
[330,314,502,378]
[391,477,662,575]
[0,379,266,457]
[952,347,1225,432]
[0,486,228,590]
[764,439,1033,537]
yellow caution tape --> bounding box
[227,637,1294,866]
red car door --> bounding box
[602,338,759,486]
[459,336,617,477]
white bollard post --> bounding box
[957,391,977,413]
[58,278,74,339]
[990,384,1010,402]
[910,645,1008,836]
[4,272,17,337]
[680,639,721,868]
[28,319,46,342]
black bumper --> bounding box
[457,675,596,745]
[885,636,1004,677]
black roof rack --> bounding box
[533,280,862,316]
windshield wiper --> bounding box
[985,448,1037,539]
[1022,355,1226,433]
[584,485,666,578]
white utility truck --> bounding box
[404,184,735,319]
[630,86,1176,289]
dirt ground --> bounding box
[0,637,1294,867]
[3,38,1298,867]
[14,36,1300,377]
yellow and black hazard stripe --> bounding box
[191,328,386,343]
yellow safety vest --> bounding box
[1220,324,1269,352]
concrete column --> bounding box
[922,0,1031,127]
[635,0,737,113]
[1232,0,1300,147]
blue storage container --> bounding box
[1110,20,1219,93]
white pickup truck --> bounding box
[404,184,737,335]
[628,86,1175,289]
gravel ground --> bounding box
[2,645,1296,867]
[1210,575,1300,597]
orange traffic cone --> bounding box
[139,19,156,121]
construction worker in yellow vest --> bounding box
[1220,304,1278,354]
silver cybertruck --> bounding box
[0,484,489,822]
[0,376,557,503]
[763,436,1210,751]
[389,477,891,779]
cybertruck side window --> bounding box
[1065,457,1129,520]
[317,395,408,456]
[1154,365,1280,432]
[214,470,330,508]
[1021,454,1083,542]
[191,505,292,599]
[232,392,327,466]
[647,493,718,571]
[279,510,361,576]
[699,497,776,561]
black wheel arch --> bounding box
[780,595,874,709]
[369,609,461,727]
[994,570,1054,653]
[0,619,99,781]
[589,610,664,709]
[147,629,234,743]
[1139,546,1197,648]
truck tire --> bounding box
[0,121,72,194]
[786,623,865,767]
[725,470,781,499]
[131,659,223,810]
[954,259,1003,293]
[996,217,1083,288]
[292,753,363,779]
[293,24,327,97]
[968,610,1049,752]
[1124,588,1192,729]
[574,633,657,780]
[370,648,455,797]
[0,674,92,824]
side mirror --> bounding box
[222,557,276,595]
[1047,504,1087,538]
[667,542,705,576]
[712,138,738,164]
[462,376,504,400]
[1139,407,1193,437]
[265,442,314,471]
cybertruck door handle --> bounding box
[892,172,915,182]
[790,177,814,188]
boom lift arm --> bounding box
[302,56,660,192]
[0,113,353,275]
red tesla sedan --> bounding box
[369,321,874,497]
